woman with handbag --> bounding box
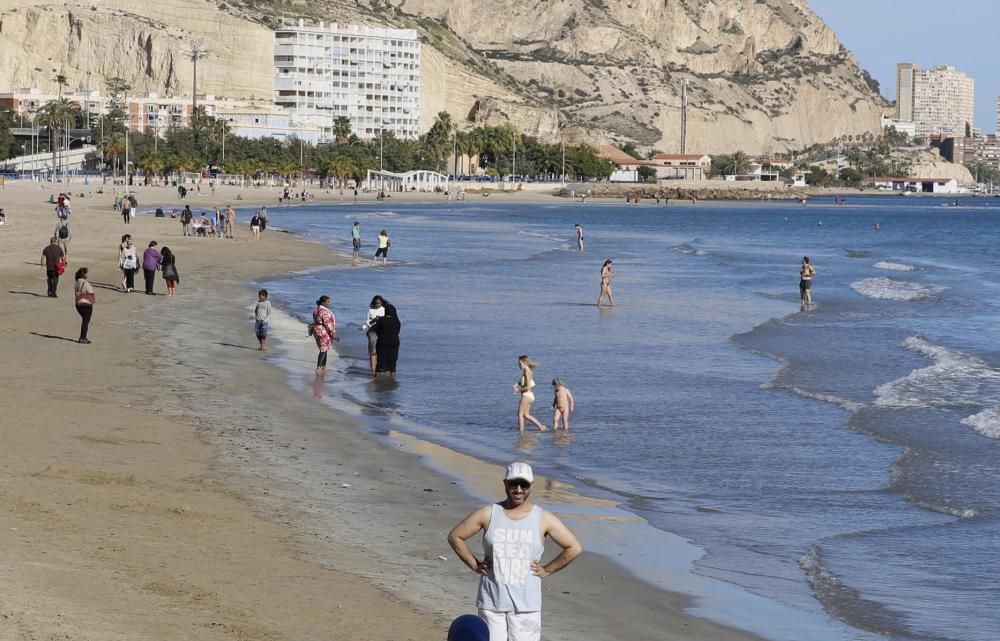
[119,237,139,292]
[160,247,180,297]
[74,267,95,344]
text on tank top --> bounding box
[478,503,545,612]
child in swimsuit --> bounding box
[551,378,575,431]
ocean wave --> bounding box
[873,261,917,272]
[670,243,708,256]
[850,277,944,301]
[961,407,1000,439]
[800,544,910,638]
[874,337,1000,409]
[517,230,569,243]
[912,498,978,520]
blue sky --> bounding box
[809,0,997,132]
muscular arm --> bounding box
[532,511,582,578]
[447,505,492,575]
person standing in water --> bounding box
[799,256,816,308]
[597,259,615,307]
[373,229,390,266]
[352,222,362,260]
[513,355,546,431]
[575,224,584,252]
[310,295,339,374]
[551,378,575,431]
[371,302,401,377]
[361,295,385,376]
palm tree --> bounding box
[732,150,751,175]
[54,73,68,99]
[138,150,165,185]
[333,116,352,144]
[35,98,81,177]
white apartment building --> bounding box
[274,20,421,141]
[897,63,975,138]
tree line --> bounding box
[1,78,614,184]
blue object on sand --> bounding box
[447,614,489,641]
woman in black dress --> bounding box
[372,302,401,377]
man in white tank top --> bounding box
[448,462,583,641]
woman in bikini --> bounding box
[513,355,546,432]
[597,259,615,307]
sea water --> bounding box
[254,196,1000,641]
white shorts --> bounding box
[478,608,541,641]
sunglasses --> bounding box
[505,479,532,490]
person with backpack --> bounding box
[160,247,179,296]
[54,219,71,257]
[180,206,193,236]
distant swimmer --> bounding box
[575,224,584,252]
[874,223,881,231]
[597,259,615,307]
[799,256,816,308]
[551,378,575,431]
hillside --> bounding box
[0,0,887,153]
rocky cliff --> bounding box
[0,0,887,153]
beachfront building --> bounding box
[896,63,975,138]
[0,88,105,124]
[649,153,711,180]
[865,176,960,194]
[215,104,321,143]
[880,115,917,138]
[274,20,421,141]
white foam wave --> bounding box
[873,261,916,272]
[961,407,1000,439]
[517,230,568,243]
[874,337,1000,409]
[912,498,978,519]
[850,277,943,301]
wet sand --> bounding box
[0,179,763,640]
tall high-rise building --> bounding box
[274,20,421,141]
[995,95,999,135]
[896,63,975,138]
[896,63,918,122]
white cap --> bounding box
[504,462,534,484]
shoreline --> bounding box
[1,179,765,641]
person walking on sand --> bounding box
[597,259,615,307]
[41,236,65,298]
[225,205,236,239]
[575,224,584,252]
[142,241,162,295]
[250,210,262,241]
[55,218,71,257]
[373,229,390,266]
[119,237,139,292]
[252,289,272,351]
[371,301,401,377]
[447,462,583,641]
[121,195,132,224]
[799,256,816,307]
[513,355,546,431]
[550,378,575,431]
[310,295,339,374]
[160,247,179,297]
[361,295,385,376]
[73,266,95,344]
[352,221,362,260]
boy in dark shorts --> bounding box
[252,289,272,351]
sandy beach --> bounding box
[0,179,764,641]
